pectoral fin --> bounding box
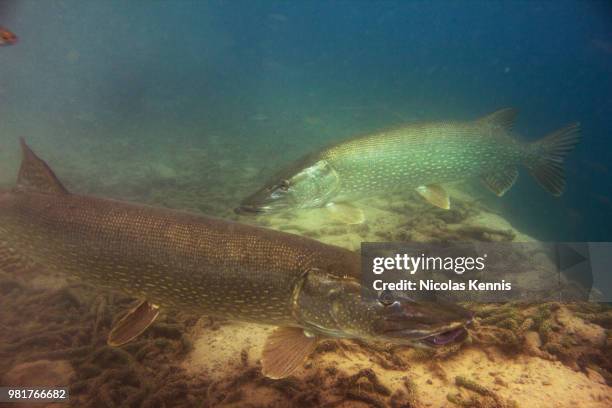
[261,327,318,379]
[481,167,519,196]
[325,203,365,224]
[416,184,450,209]
[108,300,160,346]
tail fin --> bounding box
[528,123,581,196]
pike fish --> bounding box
[0,139,472,378]
[237,109,581,223]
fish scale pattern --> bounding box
[0,190,360,325]
[323,121,525,198]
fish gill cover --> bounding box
[0,1,611,407]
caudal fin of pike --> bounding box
[528,123,581,196]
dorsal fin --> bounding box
[476,108,518,131]
[17,138,69,194]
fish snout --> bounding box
[374,299,474,345]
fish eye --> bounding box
[378,289,395,307]
[278,180,290,191]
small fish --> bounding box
[236,108,581,223]
[0,139,472,379]
[0,27,17,46]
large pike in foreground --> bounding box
[0,140,472,378]
[237,109,581,222]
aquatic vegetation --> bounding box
[0,275,194,404]
[449,375,519,408]
[470,301,612,386]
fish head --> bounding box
[236,159,339,214]
[363,292,473,346]
[295,269,472,347]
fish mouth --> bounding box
[418,313,473,346]
[420,326,468,346]
[379,301,474,346]
[383,323,470,347]
[381,310,473,347]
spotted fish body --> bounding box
[323,120,525,200]
[238,109,581,214]
[0,185,359,326]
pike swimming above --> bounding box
[0,139,472,379]
[237,108,581,221]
